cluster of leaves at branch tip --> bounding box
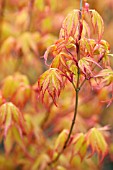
[36,2,113,163]
[38,4,113,106]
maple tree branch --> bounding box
[63,80,79,149]
[80,0,83,11]
[48,85,80,166]
[63,0,83,149]
[48,0,83,166]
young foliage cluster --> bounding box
[38,4,113,105]
[0,0,113,170]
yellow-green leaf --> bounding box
[55,129,68,153]
[86,128,108,162]
[73,133,87,160]
[60,10,79,39]
[0,102,25,137]
[91,10,104,40]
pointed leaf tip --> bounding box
[86,128,108,162]
[38,68,65,105]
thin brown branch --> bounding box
[62,0,83,149]
[48,0,83,166]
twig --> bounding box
[62,0,83,150]
[48,0,83,166]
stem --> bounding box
[63,9,82,148]
[63,81,79,149]
[80,0,83,11]
[79,78,86,89]
[48,54,80,167]
[48,0,83,166]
